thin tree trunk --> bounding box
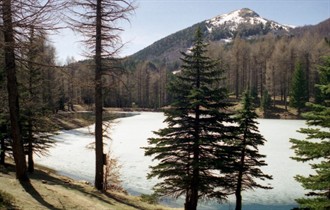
[235,120,248,210]
[284,66,288,111]
[27,120,34,173]
[305,52,310,101]
[235,55,239,99]
[2,0,28,181]
[184,187,191,210]
[188,65,201,210]
[189,131,199,210]
[27,29,34,173]
[235,148,245,210]
[94,0,104,191]
[190,103,200,210]
[235,185,242,210]
[272,66,276,108]
[0,137,5,165]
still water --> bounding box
[35,112,311,210]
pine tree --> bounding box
[230,90,272,210]
[19,28,57,173]
[290,52,330,209]
[289,61,308,115]
[144,28,235,210]
[261,89,272,111]
[260,89,272,118]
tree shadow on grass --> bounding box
[29,167,115,206]
[19,180,61,210]
[2,164,115,208]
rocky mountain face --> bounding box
[129,8,292,63]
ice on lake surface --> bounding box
[35,112,312,210]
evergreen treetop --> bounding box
[289,61,308,115]
[144,27,235,210]
[228,90,272,210]
[290,51,330,210]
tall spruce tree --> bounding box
[290,48,330,209]
[144,28,235,210]
[230,90,272,210]
[289,61,308,115]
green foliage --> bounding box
[289,61,308,114]
[235,91,272,188]
[229,91,272,209]
[140,193,160,205]
[144,28,235,209]
[290,54,330,209]
[250,86,260,106]
[260,89,272,111]
[315,56,330,104]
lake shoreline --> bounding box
[52,103,302,132]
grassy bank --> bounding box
[49,109,139,131]
[0,163,181,210]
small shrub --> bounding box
[140,193,159,205]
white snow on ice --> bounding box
[35,112,312,208]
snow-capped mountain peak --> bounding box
[206,8,291,32]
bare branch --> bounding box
[67,0,136,57]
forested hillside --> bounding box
[50,17,330,110]
[1,8,328,112]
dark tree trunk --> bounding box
[305,52,310,101]
[235,54,240,99]
[186,66,201,210]
[2,0,28,181]
[235,186,242,210]
[235,120,248,210]
[27,31,34,173]
[27,120,34,173]
[235,148,245,210]
[189,137,199,210]
[94,0,104,191]
[0,137,5,165]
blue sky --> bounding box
[52,0,330,64]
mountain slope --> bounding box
[291,18,330,37]
[130,8,291,63]
[206,8,290,33]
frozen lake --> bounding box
[35,112,311,210]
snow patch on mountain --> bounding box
[206,8,291,33]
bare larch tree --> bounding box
[68,0,134,191]
[0,0,64,180]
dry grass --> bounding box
[0,164,181,210]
